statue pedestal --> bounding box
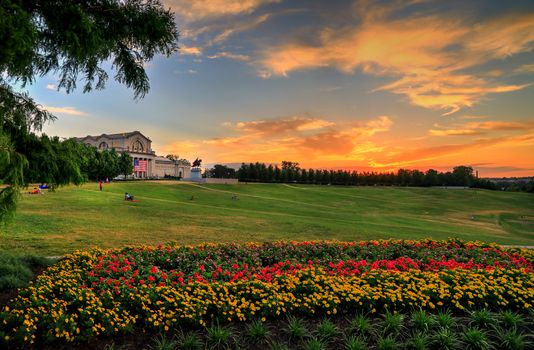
[190,168,202,181]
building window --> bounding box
[132,140,144,152]
[99,142,108,149]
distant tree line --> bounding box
[8,131,133,187]
[486,178,534,193]
[236,161,501,189]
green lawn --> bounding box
[1,181,533,255]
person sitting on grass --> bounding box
[29,187,41,195]
[124,192,134,201]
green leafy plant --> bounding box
[206,323,234,349]
[500,310,524,329]
[315,318,338,341]
[432,327,459,350]
[382,311,403,335]
[176,331,202,350]
[405,331,430,350]
[497,328,528,350]
[344,335,368,350]
[287,316,308,340]
[411,309,431,332]
[303,337,327,350]
[469,309,495,329]
[432,309,455,329]
[350,313,374,337]
[376,335,399,350]
[462,327,491,350]
[247,319,270,343]
[147,334,178,350]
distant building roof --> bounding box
[77,131,151,141]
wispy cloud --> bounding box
[258,4,534,115]
[207,52,250,61]
[46,84,56,91]
[165,0,279,21]
[42,105,88,117]
[430,120,534,136]
[179,45,203,56]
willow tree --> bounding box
[0,0,178,222]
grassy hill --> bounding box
[2,181,533,255]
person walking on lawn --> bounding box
[99,181,103,191]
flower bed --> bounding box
[1,240,533,346]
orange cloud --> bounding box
[464,121,534,131]
[231,115,335,136]
[166,0,279,21]
[430,120,534,136]
[258,8,534,114]
[371,132,534,168]
[429,129,482,136]
[159,115,392,163]
[179,45,202,56]
[43,105,88,117]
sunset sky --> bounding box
[34,0,534,177]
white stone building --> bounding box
[76,131,190,179]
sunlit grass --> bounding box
[1,181,532,255]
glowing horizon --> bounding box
[34,0,533,177]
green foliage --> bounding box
[0,0,178,223]
[176,331,202,350]
[206,323,234,349]
[119,152,134,177]
[411,309,431,332]
[382,311,403,335]
[208,164,237,179]
[287,316,308,340]
[469,309,495,329]
[303,337,327,350]
[0,253,51,292]
[349,313,374,337]
[344,335,368,350]
[315,318,338,341]
[462,327,491,350]
[247,319,270,343]
[496,328,528,350]
[433,309,455,329]
[432,327,459,350]
[376,335,398,350]
[499,310,524,329]
[405,331,430,350]
[147,334,178,350]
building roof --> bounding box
[77,131,151,141]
